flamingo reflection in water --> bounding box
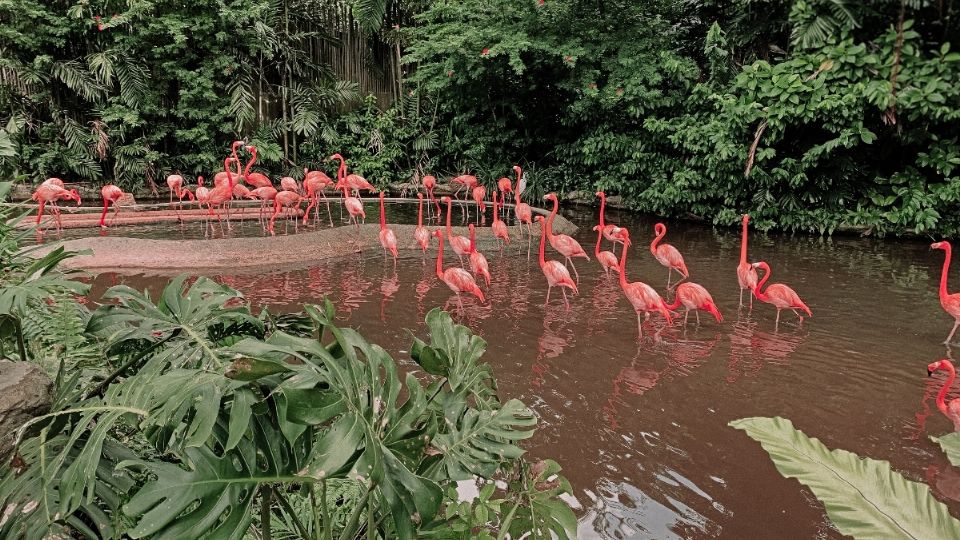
[379,271,400,323]
[530,304,577,390]
[725,317,806,383]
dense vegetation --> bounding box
[3,0,960,234]
[0,186,577,539]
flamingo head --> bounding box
[612,226,631,245]
[512,165,521,174]
[534,215,545,224]
[417,193,423,200]
[329,153,343,162]
[68,189,81,205]
[929,359,953,376]
[595,191,605,198]
[751,261,770,273]
[432,229,443,239]
[543,193,557,203]
[742,214,750,225]
[654,223,667,236]
[932,241,950,251]
[245,145,257,154]
[441,196,451,203]
[231,140,243,152]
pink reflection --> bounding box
[379,271,399,322]
[726,316,805,383]
[584,277,621,338]
[603,350,662,430]
[927,464,960,502]
[902,379,937,442]
[530,306,575,390]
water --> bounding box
[79,204,960,538]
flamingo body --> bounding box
[651,223,689,289]
[535,215,578,308]
[752,261,812,327]
[929,359,960,431]
[667,282,723,325]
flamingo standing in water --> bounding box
[471,184,487,224]
[450,174,478,201]
[928,359,960,431]
[207,158,239,227]
[513,166,533,253]
[166,174,195,216]
[423,174,441,218]
[249,186,278,228]
[468,224,491,286]
[303,167,334,226]
[534,215,578,308]
[543,193,589,283]
[32,181,80,233]
[497,176,512,219]
[378,192,398,267]
[616,228,673,338]
[651,223,689,290]
[215,141,245,187]
[751,261,812,327]
[414,193,430,253]
[243,146,273,188]
[596,191,622,249]
[268,190,302,235]
[491,190,510,252]
[932,241,960,344]
[443,196,471,266]
[593,224,620,275]
[432,229,485,310]
[666,283,723,326]
[98,184,126,228]
[737,214,759,308]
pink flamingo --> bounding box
[207,158,239,227]
[214,141,244,187]
[249,186,278,228]
[243,146,273,189]
[651,223,689,289]
[433,229,485,310]
[98,184,125,228]
[450,174,478,201]
[378,192,398,266]
[329,153,374,196]
[32,182,80,233]
[415,193,430,253]
[616,229,673,338]
[491,190,510,251]
[471,185,487,224]
[928,359,960,431]
[166,174,195,215]
[268,190,302,235]
[596,191,622,249]
[497,176,512,219]
[543,193,590,283]
[751,261,812,327]
[666,283,723,326]
[737,214,759,308]
[442,196,471,266]
[534,216,578,308]
[468,224,491,286]
[513,166,533,252]
[593,224,620,275]
[933,241,960,344]
[280,176,300,193]
[423,174,441,218]
[303,167,334,226]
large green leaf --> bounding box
[932,432,960,467]
[731,416,960,539]
[508,460,577,540]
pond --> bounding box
[78,202,958,539]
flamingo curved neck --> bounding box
[617,238,630,289]
[417,197,423,226]
[754,263,771,301]
[940,245,953,301]
[243,148,256,179]
[599,194,606,227]
[435,235,444,279]
[937,362,957,416]
[546,198,558,239]
[650,228,665,256]
[594,228,603,257]
[740,216,750,264]
[538,222,547,268]
[379,195,386,229]
[224,159,235,189]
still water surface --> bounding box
[81,204,960,539]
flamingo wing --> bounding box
[598,250,619,270]
[543,260,577,292]
[655,244,688,275]
[765,283,812,315]
[737,262,759,289]
[444,268,485,301]
[552,234,589,259]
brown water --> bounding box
[81,204,960,539]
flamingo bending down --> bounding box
[206,158,239,227]
[497,176,512,219]
[471,185,487,224]
[928,359,960,431]
[249,186,278,227]
[268,190,302,235]
[243,146,273,189]
[303,168,334,226]
[423,174,441,218]
[650,223,689,290]
[513,166,533,252]
[616,228,673,338]
[442,196,471,266]
[751,261,812,327]
[414,193,430,253]
[32,182,80,232]
[468,224,491,287]
[666,283,723,326]
[534,215,578,308]
[491,190,510,251]
[450,174,478,201]
[214,141,244,187]
[280,176,300,194]
[543,193,590,283]
[167,174,195,216]
[378,192,398,266]
[99,184,126,228]
[737,214,759,308]
[593,224,620,275]
[596,191,622,249]
[933,241,960,344]
[433,229,485,310]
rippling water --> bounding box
[81,203,960,538]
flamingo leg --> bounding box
[566,257,581,284]
[666,268,672,290]
[683,310,689,327]
[947,320,960,344]
[636,314,643,339]
[775,309,782,330]
[695,310,701,326]
[739,287,744,307]
[561,287,569,310]
[322,192,333,227]
[545,285,552,305]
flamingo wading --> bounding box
[928,359,960,431]
[737,214,759,308]
[751,261,812,327]
[433,229,485,311]
[933,241,960,344]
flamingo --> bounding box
[423,174,441,218]
[98,184,125,228]
[596,191,622,249]
[329,153,374,196]
[268,190,302,235]
[928,359,960,431]
[243,146,273,189]
[665,283,723,326]
[468,224,491,287]
[933,241,960,344]
[751,261,812,327]
[414,193,430,253]
[543,193,590,283]
[491,190,510,251]
[442,196,471,266]
[737,214,759,308]
[432,229,485,310]
[471,185,487,224]
[513,165,533,253]
[214,141,244,187]
[32,182,80,233]
[280,176,300,194]
[615,228,673,338]
[534,215,578,308]
[249,186,278,228]
[450,174,478,201]
[650,223,689,290]
[302,167,334,226]
[593,224,620,275]
[207,158,239,228]
[378,192,398,266]
[497,176,512,219]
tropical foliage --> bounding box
[731,416,960,539]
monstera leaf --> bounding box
[507,460,577,540]
[731,416,960,539]
[0,247,89,315]
[933,432,960,467]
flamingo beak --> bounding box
[928,368,934,377]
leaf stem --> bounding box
[274,488,311,540]
[261,485,273,540]
[337,485,372,540]
[321,479,332,540]
[87,329,181,399]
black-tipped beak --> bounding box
[928,369,934,377]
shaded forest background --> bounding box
[2,0,959,235]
